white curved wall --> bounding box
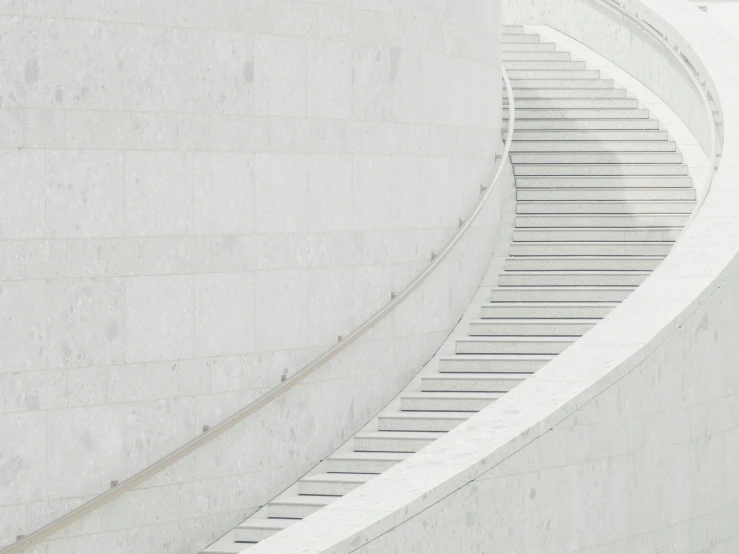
[0,1,502,549]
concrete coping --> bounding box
[243,0,739,552]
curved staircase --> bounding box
[202,25,696,553]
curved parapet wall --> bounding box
[222,1,739,553]
[0,1,503,551]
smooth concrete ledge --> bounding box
[241,1,739,553]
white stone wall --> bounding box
[0,1,502,547]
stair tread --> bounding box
[456,336,576,342]
[270,496,335,507]
[424,372,529,379]
[237,518,294,530]
[328,452,409,462]
[300,473,373,484]
[356,431,446,439]
[485,302,619,307]
[402,391,506,399]
[470,318,601,324]
[381,411,472,420]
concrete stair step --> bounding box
[507,69,601,80]
[515,214,689,227]
[504,256,663,271]
[510,79,615,89]
[421,373,528,392]
[512,227,683,242]
[202,543,252,554]
[455,337,574,355]
[469,318,599,336]
[517,200,694,214]
[507,119,660,131]
[503,25,526,33]
[498,271,650,287]
[512,129,667,141]
[489,286,635,302]
[481,302,618,319]
[506,88,628,98]
[400,392,504,412]
[508,98,640,110]
[514,164,688,176]
[503,34,542,43]
[438,354,552,373]
[515,176,692,188]
[506,108,649,120]
[502,51,572,61]
[517,188,695,201]
[325,452,409,474]
[378,411,471,432]
[510,139,674,152]
[508,241,673,256]
[268,496,335,519]
[353,431,444,453]
[504,60,587,70]
[234,518,294,543]
[297,473,373,496]
[503,42,557,52]
[511,152,682,165]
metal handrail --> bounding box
[1,68,516,554]
[595,0,719,238]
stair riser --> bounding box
[503,43,557,52]
[513,229,682,241]
[503,34,541,43]
[508,243,673,256]
[378,417,466,432]
[512,130,668,141]
[503,25,526,33]
[515,165,687,176]
[517,190,695,201]
[456,342,572,355]
[481,305,615,318]
[298,481,362,496]
[353,437,435,453]
[508,99,640,109]
[439,358,548,373]
[269,504,323,519]
[504,61,587,70]
[421,378,526,392]
[234,528,278,543]
[510,79,614,89]
[469,322,594,336]
[511,140,675,152]
[511,153,681,165]
[517,202,693,214]
[325,459,400,474]
[498,274,648,287]
[400,397,496,412]
[504,258,661,271]
[502,52,572,61]
[490,289,634,302]
[506,88,628,98]
[516,176,692,188]
[508,70,601,79]
[508,120,661,131]
[515,215,689,227]
[506,109,649,120]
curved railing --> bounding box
[1,68,516,554]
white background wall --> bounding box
[0,0,502,548]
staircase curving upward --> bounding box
[201,26,696,553]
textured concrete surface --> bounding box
[0,0,503,551]
[231,1,739,552]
